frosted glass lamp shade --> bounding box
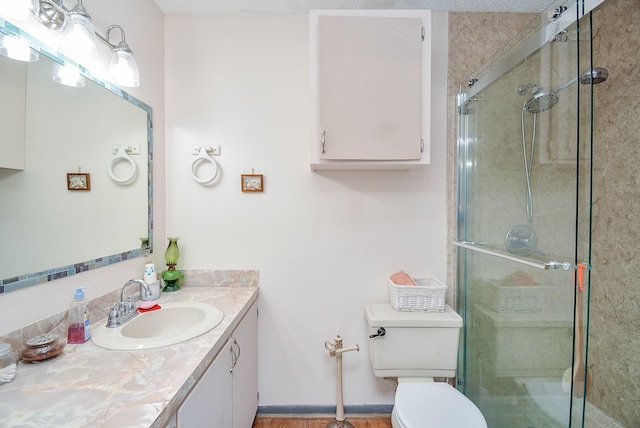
[52,63,85,87]
[109,48,140,87]
[59,4,98,61]
[0,0,31,21]
[0,33,38,62]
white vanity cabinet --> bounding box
[310,10,439,171]
[162,413,177,428]
[176,302,258,428]
[231,301,259,428]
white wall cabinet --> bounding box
[310,10,435,171]
[176,302,258,428]
[0,55,26,170]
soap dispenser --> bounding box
[142,263,160,301]
[67,288,91,344]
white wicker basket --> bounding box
[480,281,571,312]
[487,284,547,312]
[388,276,447,312]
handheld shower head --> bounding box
[524,90,559,113]
[518,66,609,222]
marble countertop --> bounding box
[0,285,259,428]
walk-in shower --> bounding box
[519,67,609,223]
[455,3,604,427]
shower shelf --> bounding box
[453,241,581,271]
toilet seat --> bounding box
[393,382,487,428]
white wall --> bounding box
[0,0,165,336]
[165,14,448,406]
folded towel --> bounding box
[137,304,161,313]
[390,271,417,286]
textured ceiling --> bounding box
[152,0,557,15]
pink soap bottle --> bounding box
[67,288,91,344]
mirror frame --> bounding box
[0,18,153,295]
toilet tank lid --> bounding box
[365,304,463,328]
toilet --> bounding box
[365,303,487,428]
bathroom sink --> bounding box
[91,301,224,350]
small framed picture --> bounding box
[67,173,91,191]
[241,174,264,192]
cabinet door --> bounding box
[317,15,423,161]
[177,340,233,428]
[232,303,258,428]
[0,54,26,170]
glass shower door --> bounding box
[456,5,595,427]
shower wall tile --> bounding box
[447,12,537,304]
[588,0,640,425]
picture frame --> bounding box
[241,174,264,192]
[67,173,91,191]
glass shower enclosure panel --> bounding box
[457,5,594,428]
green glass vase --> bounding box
[165,237,180,269]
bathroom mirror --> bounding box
[0,21,152,294]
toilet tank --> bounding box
[365,303,463,378]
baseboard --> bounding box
[257,404,393,417]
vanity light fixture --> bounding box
[0,32,38,61]
[97,25,140,88]
[25,0,141,87]
[34,0,66,30]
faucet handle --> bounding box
[126,296,136,313]
[119,301,130,316]
[104,303,121,328]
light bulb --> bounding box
[109,47,140,87]
[60,3,98,62]
[0,33,38,62]
[0,0,31,21]
[52,63,85,87]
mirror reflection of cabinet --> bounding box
[0,57,26,170]
[310,10,434,171]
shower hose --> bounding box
[521,104,536,223]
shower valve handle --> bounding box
[369,327,386,338]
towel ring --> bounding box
[109,146,137,184]
[191,149,219,184]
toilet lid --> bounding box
[394,382,487,428]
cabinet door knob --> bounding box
[321,130,326,154]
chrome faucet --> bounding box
[121,279,152,303]
[104,279,152,328]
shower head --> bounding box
[524,90,559,113]
[521,67,609,113]
[579,67,609,85]
[554,67,610,92]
